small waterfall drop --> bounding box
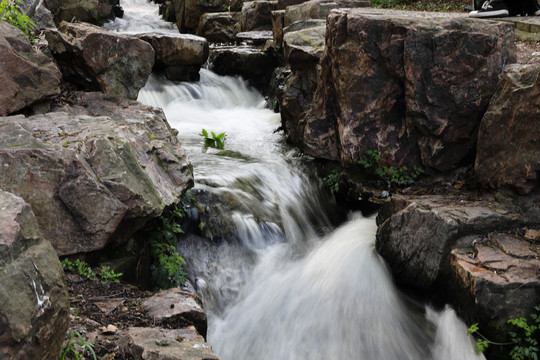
[115,0,486,356]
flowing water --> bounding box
[108,1,486,358]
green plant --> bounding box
[358,148,423,189]
[148,192,193,289]
[323,168,341,194]
[61,259,122,284]
[201,129,226,150]
[59,331,97,360]
[0,0,35,40]
[467,306,540,359]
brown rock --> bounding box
[45,21,154,100]
[43,0,118,25]
[173,0,228,33]
[143,288,208,338]
[0,191,69,359]
[475,63,540,194]
[300,9,515,171]
[0,22,61,116]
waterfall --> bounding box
[111,0,486,357]
[137,70,485,360]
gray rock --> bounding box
[210,45,277,92]
[475,63,540,194]
[138,33,209,81]
[375,195,535,289]
[43,0,118,26]
[0,22,61,116]
[19,0,56,29]
[240,0,277,31]
[0,92,193,255]
[283,22,325,71]
[119,327,220,360]
[197,12,240,43]
[0,190,69,359]
[45,21,154,100]
[284,0,370,27]
[143,288,208,337]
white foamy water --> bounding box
[137,70,484,360]
[103,0,177,34]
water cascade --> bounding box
[107,2,485,359]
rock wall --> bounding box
[282,9,516,173]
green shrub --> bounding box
[61,259,122,284]
[59,331,97,360]
[323,168,341,194]
[0,0,35,41]
[358,148,423,189]
[148,192,194,289]
[467,306,540,359]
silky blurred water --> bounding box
[137,70,485,360]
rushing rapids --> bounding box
[107,1,486,358]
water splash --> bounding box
[103,0,177,34]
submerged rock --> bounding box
[0,22,61,116]
[45,21,154,100]
[0,190,69,359]
[0,92,193,255]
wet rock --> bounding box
[143,288,208,338]
[300,9,515,170]
[173,0,228,33]
[375,195,537,289]
[210,45,277,92]
[0,92,193,255]
[0,22,61,116]
[120,327,220,360]
[197,12,240,43]
[236,30,273,45]
[43,0,119,26]
[138,33,209,81]
[0,191,69,359]
[271,9,285,44]
[45,21,154,100]
[240,0,277,31]
[475,63,540,195]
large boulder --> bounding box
[297,9,515,172]
[138,33,209,81]
[282,20,325,71]
[375,195,538,289]
[210,45,278,92]
[0,22,61,116]
[197,12,240,43]
[45,21,154,100]
[475,63,540,195]
[173,0,228,33]
[18,0,56,29]
[283,0,369,27]
[43,0,119,26]
[0,190,69,359]
[240,0,277,31]
[376,194,540,359]
[0,92,193,256]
